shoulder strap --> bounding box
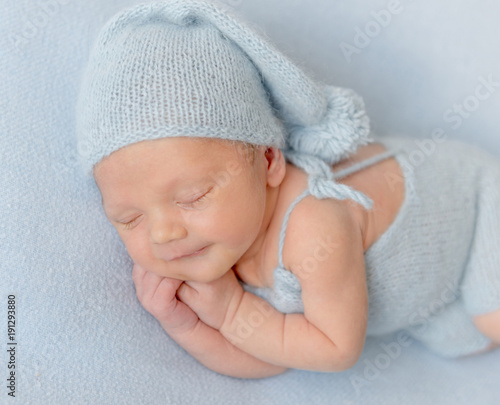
[277,147,402,269]
[277,189,310,269]
[331,148,401,180]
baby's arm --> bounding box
[165,314,287,378]
[228,198,368,370]
[182,197,368,372]
[132,264,287,379]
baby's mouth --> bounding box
[168,245,209,261]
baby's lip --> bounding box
[168,245,208,261]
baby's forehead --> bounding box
[94,137,258,188]
[97,137,245,168]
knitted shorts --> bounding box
[367,135,500,357]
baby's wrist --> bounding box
[158,317,202,348]
[219,288,245,335]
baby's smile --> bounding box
[162,244,210,261]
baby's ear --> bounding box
[264,146,286,187]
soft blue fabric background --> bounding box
[1,0,499,404]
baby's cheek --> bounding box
[121,232,150,264]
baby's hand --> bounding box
[177,268,244,331]
[132,263,198,334]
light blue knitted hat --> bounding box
[76,0,374,208]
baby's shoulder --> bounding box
[271,164,366,295]
[279,162,361,225]
[276,163,366,264]
[278,142,406,252]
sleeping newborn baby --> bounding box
[76,0,500,378]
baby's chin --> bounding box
[164,268,229,284]
[181,262,232,284]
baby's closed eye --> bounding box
[178,187,213,207]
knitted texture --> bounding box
[76,0,373,207]
[243,135,500,358]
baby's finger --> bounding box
[142,272,183,304]
[132,264,175,302]
[176,282,198,307]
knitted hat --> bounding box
[76,0,374,208]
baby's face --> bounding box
[94,137,268,283]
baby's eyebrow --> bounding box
[101,202,131,220]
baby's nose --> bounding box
[149,215,187,245]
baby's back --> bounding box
[361,137,478,334]
[360,135,500,357]
[320,136,481,336]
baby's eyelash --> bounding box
[119,189,212,230]
[122,217,139,230]
[183,188,212,206]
